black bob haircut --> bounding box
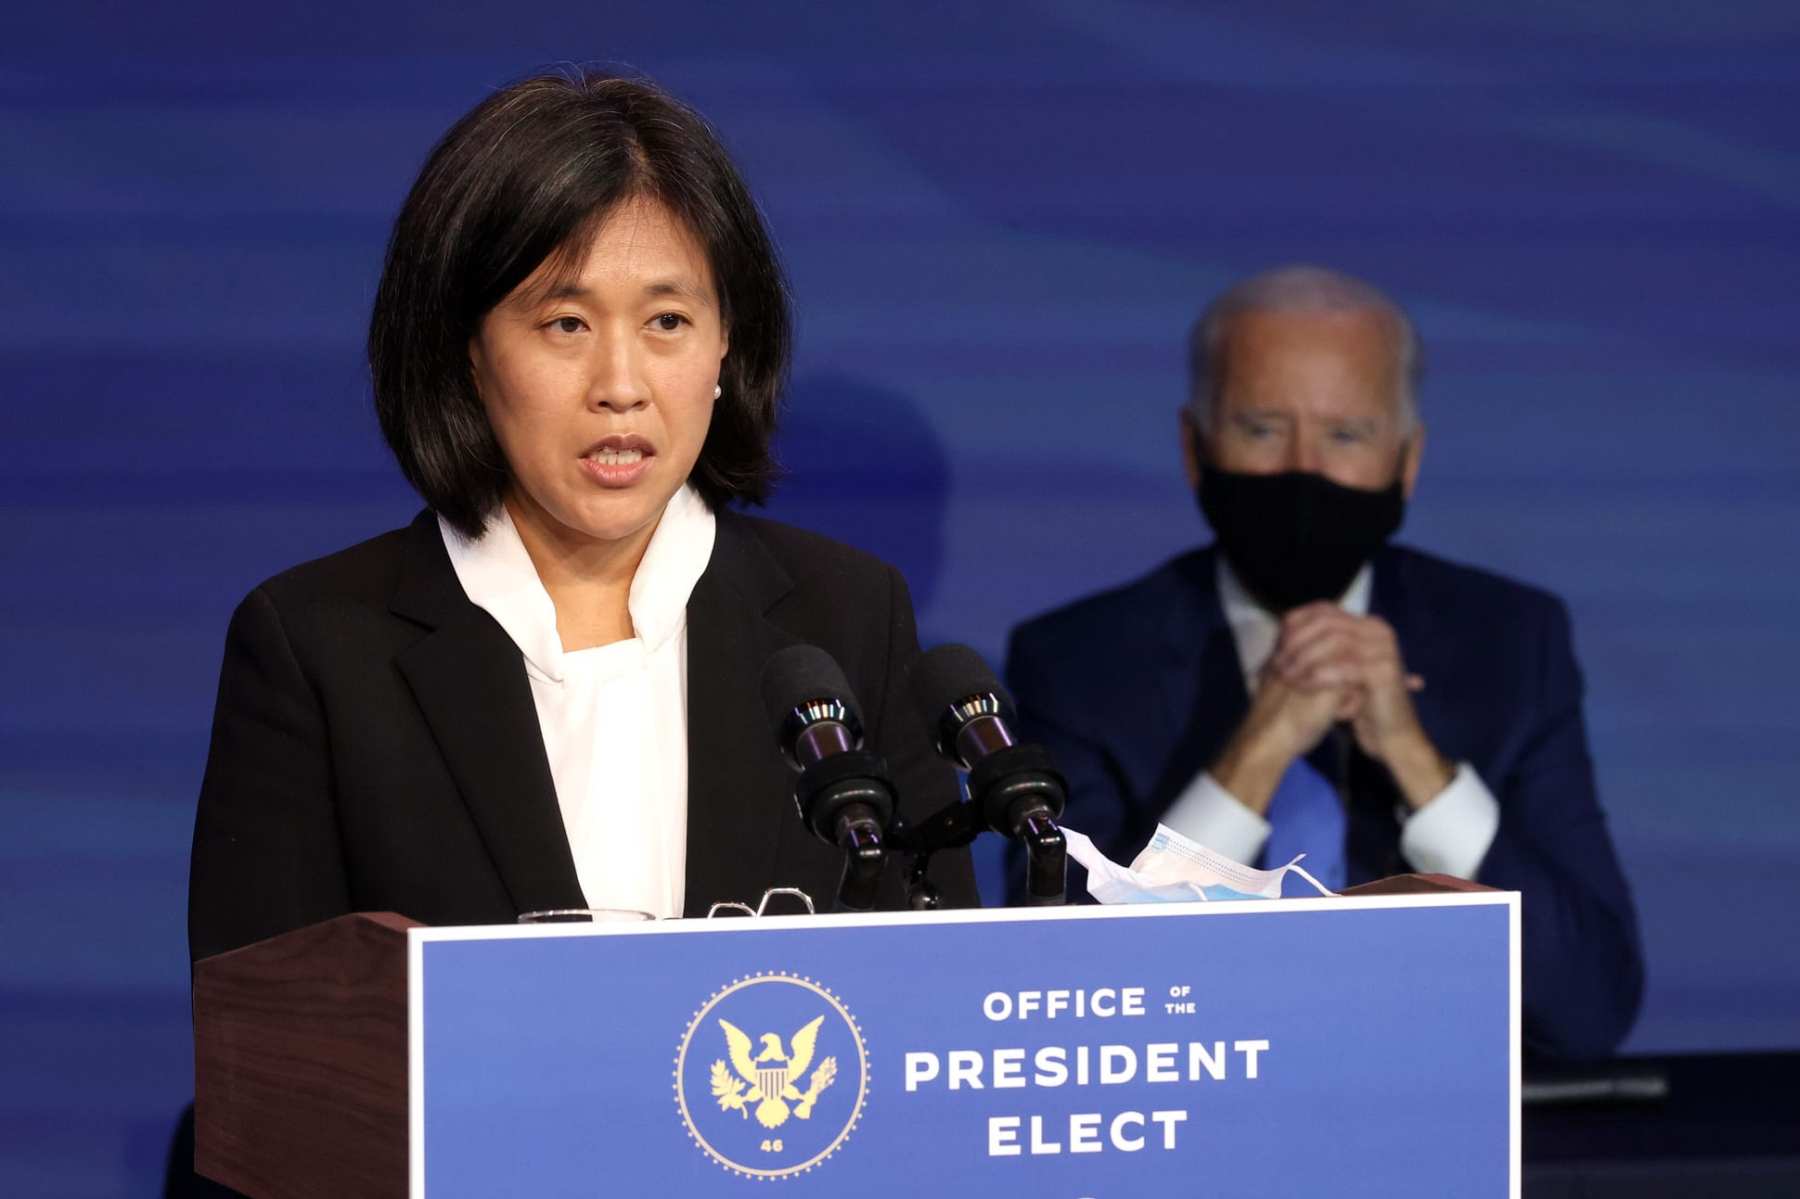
[369,70,792,538]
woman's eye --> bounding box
[652,312,687,332]
[550,316,585,335]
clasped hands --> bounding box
[1212,603,1454,815]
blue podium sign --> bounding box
[407,894,1518,1198]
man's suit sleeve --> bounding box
[872,565,980,908]
[189,586,352,963]
[1003,623,1136,904]
[1477,597,1643,1060]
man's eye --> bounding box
[652,312,687,332]
[550,316,585,335]
[1330,428,1368,445]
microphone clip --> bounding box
[791,748,894,914]
[966,743,1066,836]
[966,743,1069,907]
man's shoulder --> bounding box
[1009,549,1213,670]
[1382,544,1569,627]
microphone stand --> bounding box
[835,817,886,914]
[889,780,1068,909]
[888,800,981,910]
[1016,810,1067,907]
[793,750,892,913]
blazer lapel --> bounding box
[388,513,584,916]
[681,511,799,916]
[1146,547,1249,811]
[1346,547,1417,879]
[1369,546,1436,736]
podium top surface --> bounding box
[409,885,1517,945]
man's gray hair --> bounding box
[1186,265,1421,435]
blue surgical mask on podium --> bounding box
[1062,824,1334,904]
[1130,825,1334,900]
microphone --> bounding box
[760,644,895,913]
[909,644,1068,905]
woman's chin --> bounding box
[507,474,680,555]
[554,495,668,549]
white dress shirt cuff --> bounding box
[1397,763,1500,880]
[1162,772,1272,866]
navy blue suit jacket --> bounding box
[1004,543,1643,1060]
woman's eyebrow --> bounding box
[531,278,714,306]
[643,278,715,307]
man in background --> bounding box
[1006,265,1642,1059]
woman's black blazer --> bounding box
[188,507,977,962]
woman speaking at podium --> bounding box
[188,71,975,962]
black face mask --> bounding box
[1197,465,1406,613]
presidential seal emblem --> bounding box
[674,973,868,1179]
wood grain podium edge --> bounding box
[1340,872,1495,897]
[193,912,421,1199]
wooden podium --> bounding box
[195,912,420,1197]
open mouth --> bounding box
[583,433,654,460]
[579,434,656,486]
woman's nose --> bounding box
[586,333,650,412]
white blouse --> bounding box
[439,485,716,918]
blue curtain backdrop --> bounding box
[5,3,1798,1191]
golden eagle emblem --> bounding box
[710,1015,839,1129]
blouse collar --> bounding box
[439,483,717,682]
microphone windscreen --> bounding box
[909,643,1011,727]
[760,644,860,737]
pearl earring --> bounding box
[713,384,722,400]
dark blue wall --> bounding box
[6,3,1799,1191]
